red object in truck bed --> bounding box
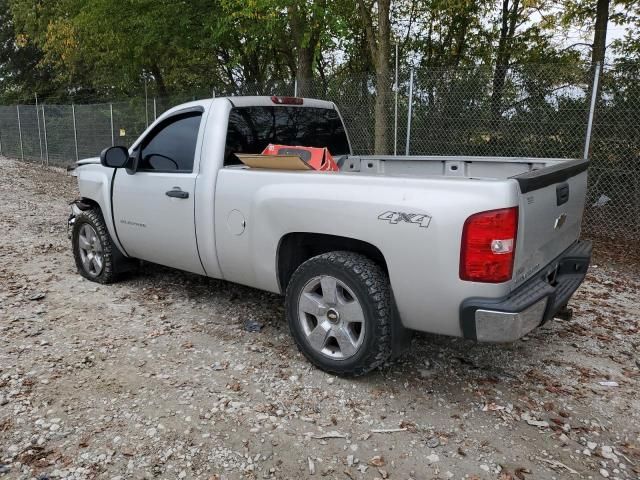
[261,144,339,172]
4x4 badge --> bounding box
[378,211,431,228]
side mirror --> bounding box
[100,146,130,168]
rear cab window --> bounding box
[224,106,350,166]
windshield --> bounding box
[225,106,350,165]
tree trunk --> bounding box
[589,0,608,100]
[591,0,609,66]
[289,0,325,98]
[490,0,519,128]
[585,0,609,158]
[358,0,392,154]
[316,53,329,96]
[451,11,471,67]
[150,64,168,98]
[374,0,391,154]
[296,46,314,97]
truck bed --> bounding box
[338,154,590,291]
[339,155,575,180]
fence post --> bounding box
[35,94,44,164]
[153,97,157,120]
[583,62,601,161]
[72,103,79,162]
[294,79,298,97]
[405,69,414,156]
[394,43,399,156]
[110,103,115,146]
[16,105,24,161]
[42,105,49,166]
[144,79,149,128]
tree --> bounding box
[0,0,55,101]
[288,0,327,96]
[209,0,292,91]
[358,0,392,154]
[591,0,609,66]
[490,0,520,126]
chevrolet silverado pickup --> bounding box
[69,96,591,376]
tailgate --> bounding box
[511,159,589,288]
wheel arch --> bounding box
[276,232,389,295]
[72,197,101,211]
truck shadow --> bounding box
[112,259,636,451]
[125,260,567,390]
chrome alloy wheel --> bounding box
[297,275,366,359]
[77,224,104,277]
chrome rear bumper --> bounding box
[460,240,591,342]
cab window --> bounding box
[138,112,202,172]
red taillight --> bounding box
[271,96,303,105]
[460,207,519,283]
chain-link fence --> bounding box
[584,65,640,241]
[0,63,638,241]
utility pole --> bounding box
[35,94,44,164]
[42,105,49,166]
[583,62,601,160]
[16,105,24,161]
[405,69,414,155]
[394,43,399,156]
[72,103,79,162]
[144,76,149,128]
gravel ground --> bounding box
[0,156,639,480]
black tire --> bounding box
[72,208,119,284]
[285,251,393,376]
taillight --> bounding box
[271,96,303,105]
[460,207,519,283]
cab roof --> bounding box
[163,96,337,117]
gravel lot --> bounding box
[0,156,639,480]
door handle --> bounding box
[166,188,189,199]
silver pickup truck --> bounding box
[69,96,591,375]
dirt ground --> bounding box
[0,156,639,480]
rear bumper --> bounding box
[460,240,591,342]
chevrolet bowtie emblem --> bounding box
[554,213,567,229]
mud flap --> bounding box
[390,302,413,359]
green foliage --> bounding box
[0,0,56,101]
[1,0,637,102]
[0,0,638,166]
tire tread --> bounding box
[72,208,118,284]
[286,251,393,376]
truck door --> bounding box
[112,109,206,275]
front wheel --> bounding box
[72,209,119,284]
[285,251,393,376]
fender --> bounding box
[71,163,129,258]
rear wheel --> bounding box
[72,209,119,284]
[285,251,393,376]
